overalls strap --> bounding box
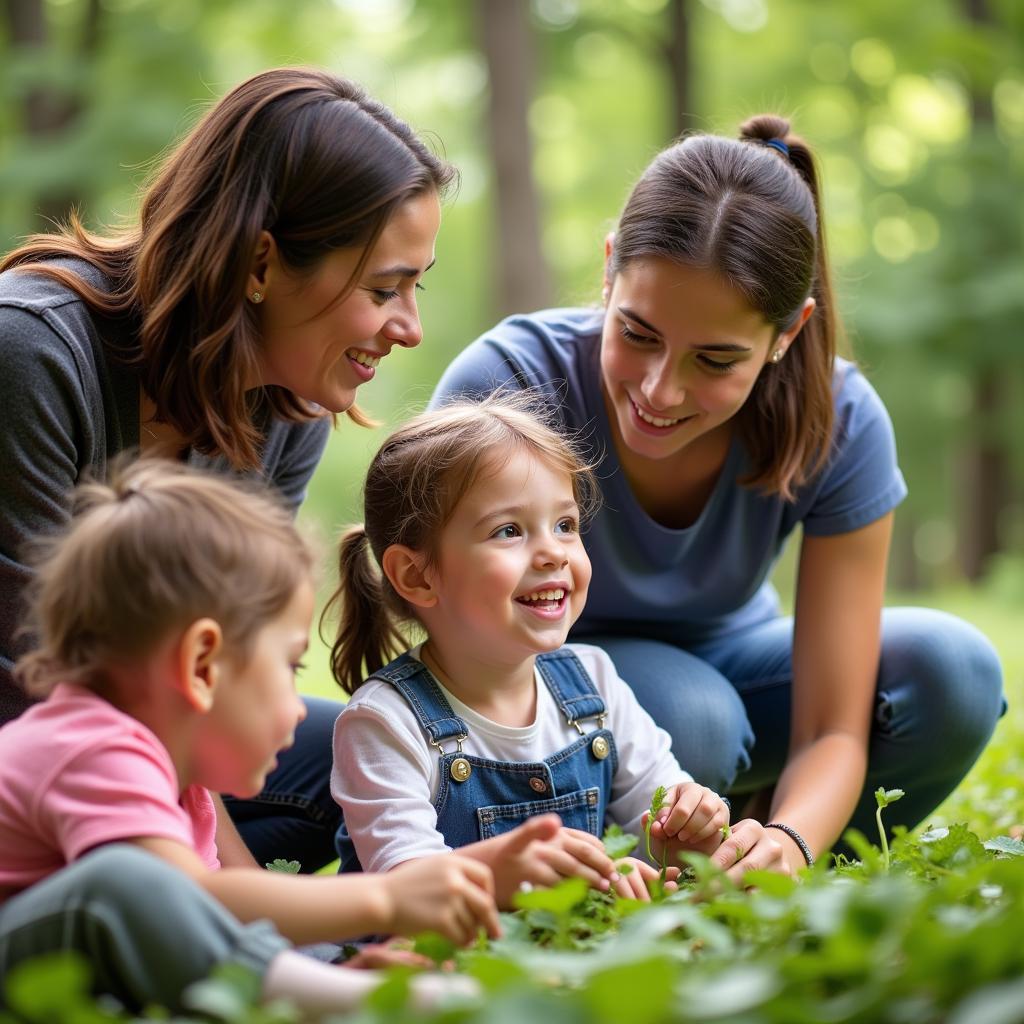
[535,649,607,731]
[370,652,468,747]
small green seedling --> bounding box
[720,823,732,841]
[875,787,905,871]
[265,858,302,874]
[645,785,670,885]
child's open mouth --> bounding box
[514,588,568,618]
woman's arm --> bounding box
[766,512,894,871]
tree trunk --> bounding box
[665,0,696,140]
[3,0,102,227]
[956,368,1007,580]
[478,0,552,317]
[955,0,1009,581]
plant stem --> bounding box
[877,803,890,871]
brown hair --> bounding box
[322,392,599,695]
[608,113,838,500]
[15,459,315,696]
[0,66,457,469]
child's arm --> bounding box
[131,836,501,946]
[210,793,259,868]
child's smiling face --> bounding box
[421,448,592,667]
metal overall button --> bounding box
[591,735,610,760]
[431,734,471,783]
[529,776,548,794]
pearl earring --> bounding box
[771,348,784,363]
[249,291,264,304]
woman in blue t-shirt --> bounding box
[432,113,1004,873]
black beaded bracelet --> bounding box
[764,822,814,867]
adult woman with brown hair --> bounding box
[432,114,1005,874]
[0,66,451,872]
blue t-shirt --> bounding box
[430,308,907,647]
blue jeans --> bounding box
[224,696,344,872]
[578,607,1005,845]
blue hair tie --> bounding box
[764,138,790,157]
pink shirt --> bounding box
[0,683,219,899]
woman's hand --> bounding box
[708,818,792,881]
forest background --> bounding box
[3,0,1023,831]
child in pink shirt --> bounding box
[0,460,521,1015]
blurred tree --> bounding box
[3,0,100,226]
[478,0,552,315]
[952,0,1010,581]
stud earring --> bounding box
[771,348,784,363]
[249,291,264,304]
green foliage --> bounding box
[12,823,1024,1022]
[264,859,301,874]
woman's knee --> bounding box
[579,636,753,791]
[877,608,1004,758]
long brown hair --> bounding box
[0,67,456,469]
[608,113,838,500]
[322,392,599,695]
[16,459,315,696]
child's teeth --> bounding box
[524,589,565,601]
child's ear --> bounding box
[177,618,224,713]
[381,544,437,609]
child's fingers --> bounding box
[556,829,617,878]
[460,875,502,941]
[610,860,651,901]
[661,786,727,841]
[451,857,501,939]
[612,866,651,901]
[535,845,613,891]
[345,943,433,971]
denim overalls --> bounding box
[336,648,618,872]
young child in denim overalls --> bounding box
[327,393,733,906]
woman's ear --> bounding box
[381,544,437,609]
[247,230,278,300]
[773,297,817,361]
[177,618,224,713]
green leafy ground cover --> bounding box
[3,589,1022,1023]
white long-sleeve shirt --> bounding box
[331,643,692,873]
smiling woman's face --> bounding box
[600,258,788,463]
[255,189,442,413]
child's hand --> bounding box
[610,857,681,901]
[381,853,501,945]
[461,815,618,908]
[644,782,730,857]
[530,826,620,894]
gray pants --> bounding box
[0,844,289,1013]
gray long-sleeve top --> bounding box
[0,260,330,720]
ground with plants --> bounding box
[3,588,1022,1024]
